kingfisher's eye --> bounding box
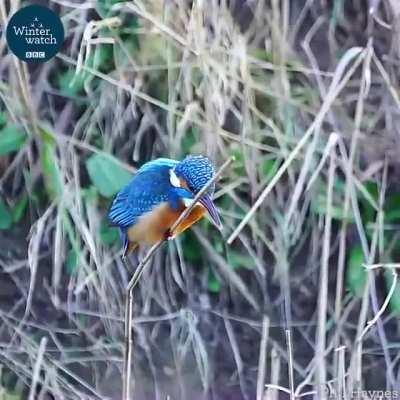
[186,183,196,193]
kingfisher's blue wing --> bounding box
[108,158,178,228]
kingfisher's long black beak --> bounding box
[199,194,223,231]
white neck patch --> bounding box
[169,169,181,188]
[182,197,194,207]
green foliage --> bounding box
[311,178,352,221]
[0,125,27,155]
[182,231,254,294]
[58,45,114,97]
[66,248,79,275]
[260,158,279,181]
[227,249,255,270]
[40,129,63,199]
[93,43,115,73]
[12,194,28,224]
[0,112,7,126]
[62,211,82,275]
[331,0,344,28]
[385,193,400,222]
[0,391,21,400]
[231,147,245,176]
[249,48,273,63]
[100,219,119,245]
[346,245,366,297]
[208,270,221,293]
[182,231,203,264]
[181,127,199,155]
[360,181,378,225]
[355,182,400,307]
[0,197,12,230]
[57,68,88,97]
[292,84,316,107]
[86,153,132,198]
[97,0,125,16]
[81,185,99,203]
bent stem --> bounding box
[121,156,234,400]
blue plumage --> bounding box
[175,155,215,194]
[108,155,220,256]
[109,158,180,228]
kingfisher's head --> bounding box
[170,155,222,230]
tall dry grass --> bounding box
[0,1,400,399]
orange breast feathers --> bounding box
[127,201,206,248]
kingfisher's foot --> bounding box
[164,229,175,241]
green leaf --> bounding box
[82,185,99,204]
[0,111,8,127]
[231,148,245,175]
[364,181,379,200]
[97,0,125,16]
[311,179,352,221]
[249,48,273,63]
[86,153,132,198]
[58,69,88,96]
[93,43,114,73]
[228,250,255,270]
[62,211,82,275]
[66,248,79,275]
[182,231,203,264]
[360,181,379,224]
[261,158,279,182]
[346,245,367,297]
[312,193,353,221]
[214,239,224,254]
[208,270,221,293]
[41,138,63,199]
[100,219,119,245]
[385,193,400,222]
[181,127,199,155]
[384,269,400,315]
[0,125,27,155]
[0,392,22,400]
[331,0,344,28]
[12,193,28,223]
[0,197,12,230]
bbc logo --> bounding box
[25,51,45,59]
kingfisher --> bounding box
[108,155,222,257]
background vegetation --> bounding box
[1,0,400,399]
